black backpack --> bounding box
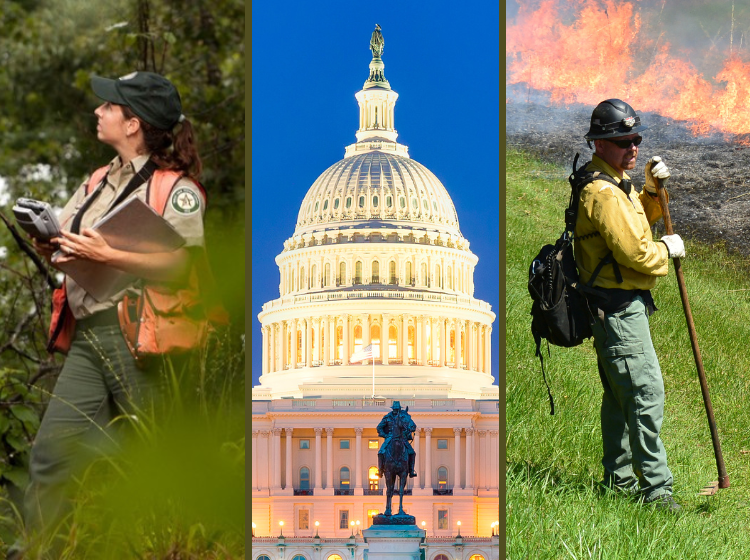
[528,154,622,414]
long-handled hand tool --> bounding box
[655,176,729,494]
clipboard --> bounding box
[54,196,186,302]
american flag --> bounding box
[350,344,379,363]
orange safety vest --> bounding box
[47,165,217,357]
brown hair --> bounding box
[121,105,203,178]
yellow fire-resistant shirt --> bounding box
[574,154,669,290]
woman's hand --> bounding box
[32,238,58,263]
[52,229,112,265]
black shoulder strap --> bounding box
[70,160,159,235]
[567,153,623,284]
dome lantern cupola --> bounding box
[353,24,401,146]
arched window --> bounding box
[300,267,306,289]
[359,196,365,208]
[339,262,346,285]
[469,556,485,560]
[340,466,350,489]
[411,198,418,210]
[399,196,406,209]
[292,555,307,560]
[368,466,380,490]
[354,325,363,355]
[334,198,340,210]
[372,195,379,208]
[314,201,319,212]
[433,555,450,560]
[323,199,329,211]
[371,325,380,362]
[355,261,362,284]
[436,264,442,288]
[389,326,398,359]
[257,556,272,560]
[324,263,330,287]
[372,261,380,283]
[406,262,413,285]
[437,466,448,489]
[420,263,427,286]
[328,555,344,560]
[386,196,392,208]
[300,467,310,490]
[346,196,352,209]
[311,265,317,288]
[336,325,343,361]
[389,261,396,284]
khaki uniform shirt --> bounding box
[58,154,205,319]
[574,154,669,291]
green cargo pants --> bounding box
[592,294,674,502]
[24,322,159,533]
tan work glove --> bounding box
[645,156,670,195]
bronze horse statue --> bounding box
[380,407,412,516]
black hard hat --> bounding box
[585,99,647,140]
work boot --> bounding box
[649,495,683,515]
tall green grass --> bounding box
[506,149,750,559]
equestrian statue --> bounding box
[376,401,417,519]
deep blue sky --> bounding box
[251,2,500,388]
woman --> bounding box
[25,71,207,541]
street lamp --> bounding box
[350,520,355,537]
[421,521,426,532]
[356,520,361,535]
[490,521,496,536]
[279,520,284,537]
[494,520,500,536]
[456,520,461,537]
[315,520,320,538]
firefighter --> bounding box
[575,99,684,514]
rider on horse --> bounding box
[377,401,417,479]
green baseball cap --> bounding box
[91,71,183,131]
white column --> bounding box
[291,319,298,369]
[261,430,270,490]
[281,321,288,370]
[363,314,371,365]
[439,317,446,367]
[424,427,432,490]
[402,314,409,365]
[325,316,332,365]
[355,427,363,492]
[306,318,313,368]
[326,427,334,489]
[285,428,293,490]
[465,321,472,371]
[252,431,258,490]
[270,324,277,372]
[465,428,474,489]
[420,316,427,366]
[343,314,350,366]
[454,318,462,370]
[314,427,322,490]
[487,327,492,374]
[261,328,268,375]
[314,318,321,365]
[484,429,491,490]
[272,428,282,489]
[491,430,499,490]
[477,429,486,490]
[453,427,462,490]
[381,313,389,365]
[413,427,420,487]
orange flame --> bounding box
[507,0,750,136]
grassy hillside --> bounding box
[506,149,750,559]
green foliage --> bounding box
[506,148,750,558]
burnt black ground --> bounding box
[506,93,750,258]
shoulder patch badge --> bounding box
[171,187,201,215]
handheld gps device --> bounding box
[12,198,62,242]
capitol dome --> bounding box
[294,150,461,237]
[255,27,496,401]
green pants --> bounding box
[592,295,673,501]
[24,322,158,533]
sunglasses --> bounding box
[606,136,643,149]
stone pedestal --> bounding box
[362,525,425,560]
